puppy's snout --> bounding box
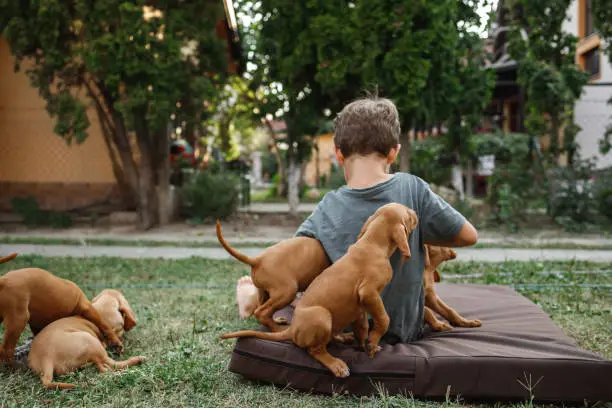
[449,250,457,260]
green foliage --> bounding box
[410,137,452,186]
[181,171,240,222]
[11,197,73,228]
[485,133,545,231]
[549,157,599,232]
[1,0,231,227]
[507,0,588,163]
[594,169,612,220]
[592,1,612,156]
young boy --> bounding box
[296,97,478,344]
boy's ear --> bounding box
[334,146,345,165]
[387,144,401,165]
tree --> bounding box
[592,2,612,155]
[1,0,230,229]
[507,0,588,166]
[308,0,493,175]
[240,0,334,215]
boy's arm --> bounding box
[424,220,478,247]
[418,181,478,248]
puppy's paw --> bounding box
[458,319,482,328]
[328,358,350,378]
[431,322,453,332]
[332,333,355,344]
[273,316,289,325]
[130,356,147,365]
[366,342,382,359]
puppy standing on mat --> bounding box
[423,245,481,331]
[221,203,418,378]
[216,221,330,331]
[0,254,124,365]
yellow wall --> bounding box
[304,133,335,187]
[0,37,114,184]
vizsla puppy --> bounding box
[423,245,481,331]
[216,221,330,331]
[28,289,144,390]
[221,203,418,378]
[0,266,124,365]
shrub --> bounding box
[484,133,546,231]
[549,156,599,232]
[594,168,612,220]
[181,171,240,222]
[11,196,73,228]
[410,137,452,186]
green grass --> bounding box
[1,256,610,407]
[3,235,612,251]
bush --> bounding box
[549,156,599,232]
[11,196,73,228]
[484,133,545,231]
[594,168,612,220]
[410,137,452,186]
[181,171,240,222]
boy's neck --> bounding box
[343,155,393,189]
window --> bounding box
[584,47,600,78]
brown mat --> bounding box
[228,284,612,403]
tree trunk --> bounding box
[263,119,286,197]
[287,155,301,217]
[219,114,231,155]
[465,159,474,198]
[156,126,172,225]
[299,160,308,193]
[550,114,560,165]
[134,114,159,230]
[399,130,412,172]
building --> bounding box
[486,0,612,168]
[0,2,243,212]
[565,0,612,168]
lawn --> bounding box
[0,256,610,408]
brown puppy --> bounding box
[217,221,330,332]
[28,289,144,390]
[0,267,124,365]
[221,203,418,378]
[423,245,481,331]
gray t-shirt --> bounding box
[295,172,466,343]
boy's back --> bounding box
[296,172,465,343]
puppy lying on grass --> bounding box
[27,289,145,390]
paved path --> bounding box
[2,243,612,262]
[238,203,318,213]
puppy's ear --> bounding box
[116,293,137,332]
[434,270,441,282]
[392,224,411,263]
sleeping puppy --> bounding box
[27,289,145,390]
[423,245,481,331]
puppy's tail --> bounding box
[39,365,76,390]
[216,221,257,266]
[220,328,291,341]
[0,253,17,265]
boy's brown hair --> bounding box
[333,97,401,158]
